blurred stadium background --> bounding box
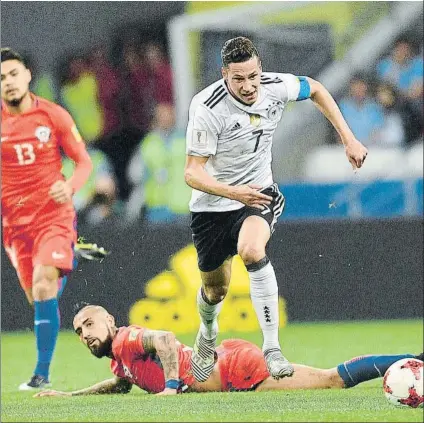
[1,1,423,335]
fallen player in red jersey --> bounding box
[35,304,422,397]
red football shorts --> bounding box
[3,211,77,290]
[217,339,270,392]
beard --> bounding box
[90,334,113,358]
[5,92,26,107]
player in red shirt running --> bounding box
[35,304,422,398]
[1,48,96,390]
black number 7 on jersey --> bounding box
[252,129,264,153]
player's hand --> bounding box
[344,138,368,170]
[33,389,71,398]
[49,180,73,204]
[231,184,273,210]
[155,388,178,396]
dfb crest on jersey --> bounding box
[267,105,280,121]
[249,114,261,127]
[35,126,51,143]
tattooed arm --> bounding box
[142,329,180,395]
[69,377,132,396]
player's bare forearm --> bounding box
[185,155,273,208]
[67,151,93,194]
[142,330,179,382]
[185,159,235,199]
[70,377,132,396]
[307,77,356,146]
[34,377,132,398]
[307,77,368,169]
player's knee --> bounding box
[203,284,228,304]
[33,265,59,283]
[32,267,59,300]
[238,244,265,266]
[32,280,54,300]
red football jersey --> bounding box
[1,95,90,227]
[110,326,195,393]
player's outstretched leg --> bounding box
[337,353,417,387]
[247,256,294,380]
[191,287,223,382]
[256,364,344,391]
[257,353,420,391]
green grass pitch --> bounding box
[2,320,423,422]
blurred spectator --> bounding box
[95,43,150,201]
[377,37,423,101]
[126,103,191,223]
[371,82,405,147]
[377,37,423,126]
[59,54,104,144]
[120,42,174,135]
[89,46,122,138]
[339,74,384,144]
[121,43,150,135]
[80,176,119,226]
[62,148,119,225]
[144,41,174,105]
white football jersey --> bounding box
[186,72,302,212]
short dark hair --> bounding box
[394,35,412,47]
[73,301,92,314]
[1,47,27,67]
[393,35,418,54]
[221,37,260,67]
[350,72,370,85]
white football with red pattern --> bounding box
[383,358,423,408]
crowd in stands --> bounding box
[27,34,422,226]
[30,39,190,226]
[337,36,423,148]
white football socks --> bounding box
[196,288,223,340]
[248,260,281,352]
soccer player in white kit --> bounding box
[185,37,368,382]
